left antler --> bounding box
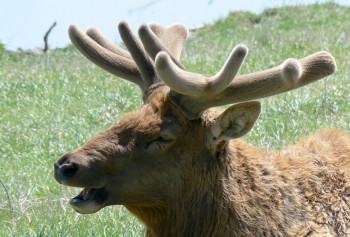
[68,22,188,97]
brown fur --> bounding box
[58,21,341,236]
[223,129,350,236]
[55,85,350,237]
[130,121,350,236]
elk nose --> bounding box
[54,161,79,184]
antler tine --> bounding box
[215,51,336,104]
[139,24,187,69]
[155,44,248,96]
[68,24,143,89]
[155,46,336,119]
[148,23,189,61]
[118,21,157,89]
[86,26,132,59]
[297,51,336,85]
[69,22,190,98]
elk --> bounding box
[54,21,350,237]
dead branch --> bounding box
[43,21,57,52]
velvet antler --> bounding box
[155,50,336,119]
[68,22,189,97]
[69,21,336,119]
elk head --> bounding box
[54,21,336,215]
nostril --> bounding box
[60,163,79,178]
[57,153,70,166]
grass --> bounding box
[0,2,349,236]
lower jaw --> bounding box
[69,187,109,214]
[70,201,103,214]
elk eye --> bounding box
[144,135,174,151]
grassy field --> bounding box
[0,2,349,236]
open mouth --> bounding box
[70,188,97,204]
[69,187,108,214]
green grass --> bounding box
[0,2,349,236]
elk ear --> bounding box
[209,102,261,144]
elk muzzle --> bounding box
[54,152,110,214]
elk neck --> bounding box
[125,136,316,237]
